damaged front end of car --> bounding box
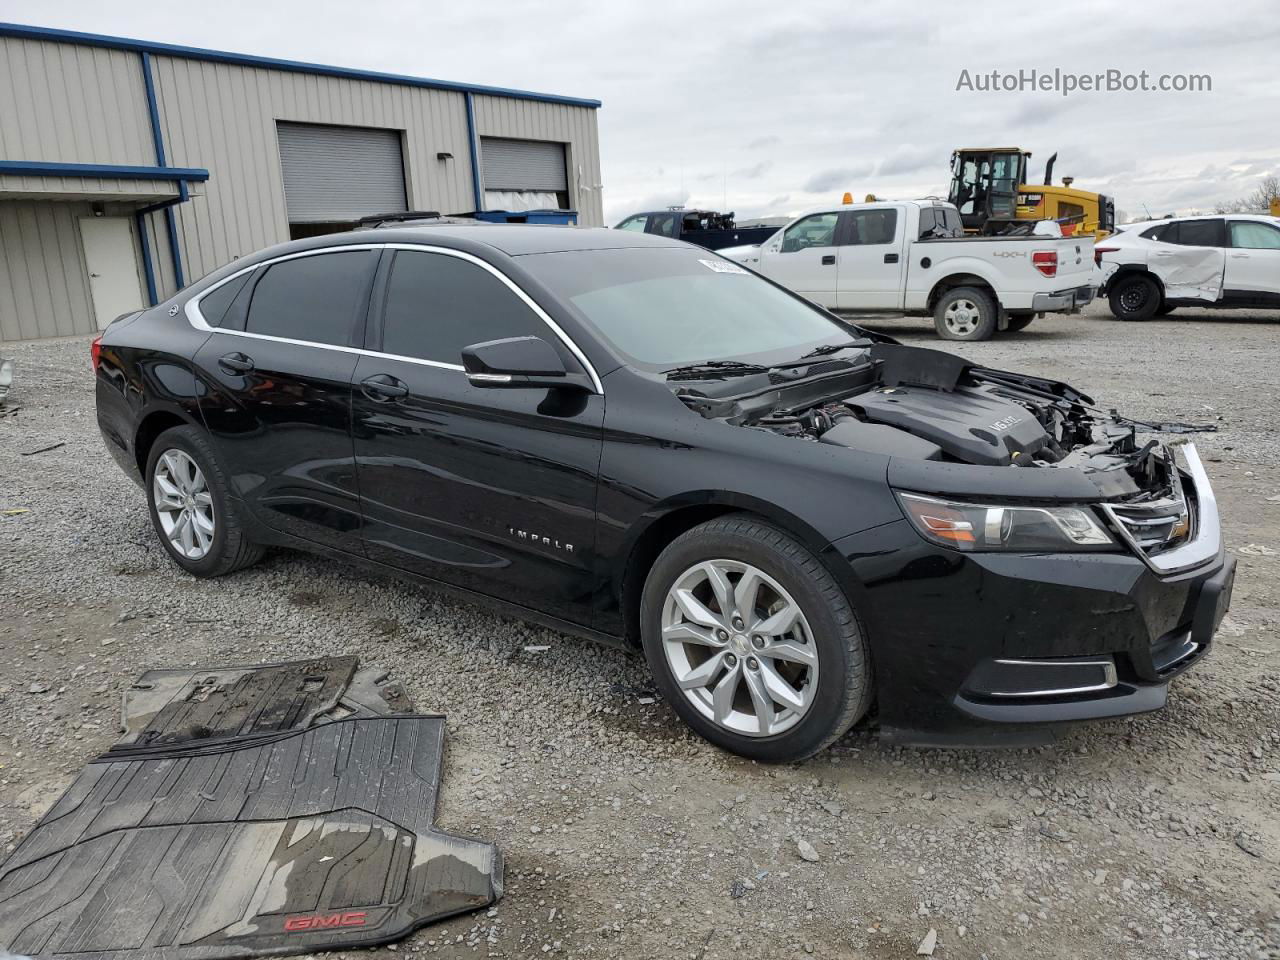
[672,342,1233,746]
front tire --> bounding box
[1108,275,1160,321]
[934,286,998,341]
[640,517,872,763]
[145,425,263,577]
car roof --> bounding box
[1118,214,1280,232]
[266,224,688,260]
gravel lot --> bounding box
[2,302,1278,959]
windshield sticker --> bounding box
[698,258,749,275]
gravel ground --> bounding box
[1,302,1279,959]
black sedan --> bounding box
[93,225,1234,761]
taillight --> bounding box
[91,334,103,372]
[1093,245,1118,268]
[1031,250,1058,278]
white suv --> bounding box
[1097,215,1280,320]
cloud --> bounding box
[876,145,935,177]
[747,135,781,149]
[803,166,875,193]
[731,160,773,179]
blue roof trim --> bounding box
[0,160,210,181]
[0,22,603,109]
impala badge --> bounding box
[508,526,574,553]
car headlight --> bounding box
[898,493,1115,552]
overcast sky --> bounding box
[5,0,1278,224]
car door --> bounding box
[835,206,905,310]
[1150,218,1226,302]
[754,212,840,307]
[193,247,377,551]
[350,246,604,625]
[1225,219,1280,304]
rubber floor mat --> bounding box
[0,717,502,958]
[112,656,361,752]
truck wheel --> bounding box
[145,425,264,577]
[1005,313,1035,332]
[1156,303,1177,316]
[934,287,998,341]
[640,516,873,763]
[1108,275,1160,321]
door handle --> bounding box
[1230,253,1250,258]
[360,374,409,401]
[821,254,836,265]
[217,352,254,374]
[884,253,899,264]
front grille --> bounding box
[1108,495,1193,556]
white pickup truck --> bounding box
[720,199,1096,340]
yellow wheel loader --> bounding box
[947,148,1115,240]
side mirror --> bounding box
[461,336,592,391]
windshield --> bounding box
[519,247,854,370]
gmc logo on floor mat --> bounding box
[283,911,368,932]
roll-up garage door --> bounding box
[480,138,568,192]
[277,122,407,223]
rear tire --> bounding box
[145,425,263,577]
[1005,313,1035,332]
[640,516,872,763]
[1156,303,1177,316]
[934,286,998,341]
[1108,275,1160,321]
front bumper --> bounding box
[826,450,1232,747]
[1031,284,1096,314]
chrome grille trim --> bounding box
[1101,444,1220,575]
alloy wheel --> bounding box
[943,298,981,337]
[153,449,215,560]
[660,559,819,737]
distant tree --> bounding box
[1214,175,1279,214]
[1244,175,1280,211]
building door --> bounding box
[78,217,145,329]
[480,137,568,211]
[276,122,408,238]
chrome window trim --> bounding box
[183,242,604,392]
[1100,443,1220,575]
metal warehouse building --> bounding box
[0,22,603,341]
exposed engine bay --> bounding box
[674,343,1215,504]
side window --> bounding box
[780,213,838,253]
[1168,219,1224,247]
[616,215,648,232]
[942,208,965,236]
[845,209,899,246]
[1229,220,1280,249]
[1141,223,1170,241]
[649,213,677,237]
[244,251,373,346]
[380,251,554,366]
[917,208,936,240]
[197,272,251,327]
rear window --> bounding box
[1141,224,1169,241]
[1168,219,1224,247]
[244,251,374,346]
